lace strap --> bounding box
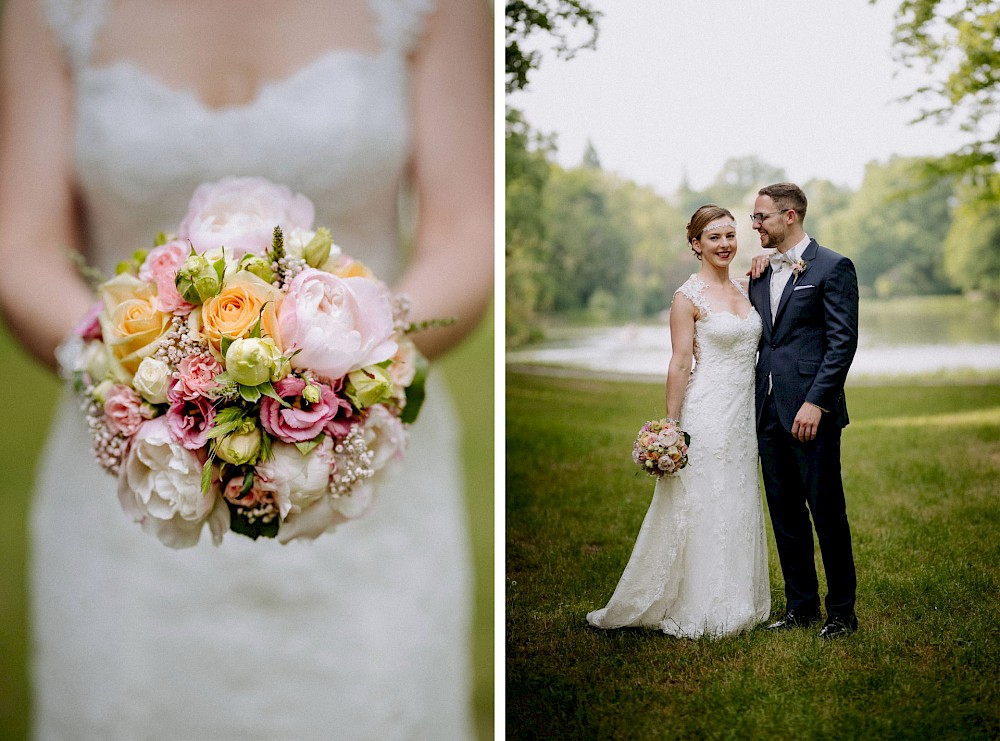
[674,275,711,316]
[40,0,109,71]
[367,0,435,54]
[732,278,750,301]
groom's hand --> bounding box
[792,402,823,442]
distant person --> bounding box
[748,182,860,638]
[587,205,770,637]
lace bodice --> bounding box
[42,0,432,282]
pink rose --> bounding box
[178,177,315,257]
[173,353,223,400]
[104,384,146,436]
[166,389,217,450]
[278,268,396,382]
[139,240,195,313]
[260,376,353,444]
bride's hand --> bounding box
[747,253,770,280]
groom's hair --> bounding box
[759,183,808,223]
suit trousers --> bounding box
[758,393,857,618]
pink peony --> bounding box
[173,353,223,400]
[103,384,146,436]
[178,177,315,257]
[260,376,354,444]
[166,389,217,450]
[277,268,396,382]
[139,240,195,313]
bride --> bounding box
[0,0,491,738]
[587,205,770,638]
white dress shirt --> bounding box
[769,234,810,323]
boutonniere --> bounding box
[791,259,808,282]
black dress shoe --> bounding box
[765,609,822,630]
[819,613,858,639]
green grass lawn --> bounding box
[507,372,1000,740]
[0,316,494,741]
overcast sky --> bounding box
[508,0,971,197]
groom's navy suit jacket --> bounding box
[749,239,859,434]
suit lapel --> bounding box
[772,239,818,330]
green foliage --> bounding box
[507,372,1000,739]
[822,156,957,296]
[943,194,1000,299]
[877,0,1000,202]
[505,0,601,93]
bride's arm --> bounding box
[665,295,696,422]
[0,0,93,371]
[394,0,493,360]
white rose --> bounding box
[117,418,229,548]
[133,357,172,404]
[256,437,334,520]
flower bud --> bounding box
[225,337,283,387]
[238,254,276,284]
[91,379,115,404]
[175,253,224,304]
[303,227,334,269]
[133,356,172,404]
[345,365,394,409]
[216,421,262,466]
[302,382,322,404]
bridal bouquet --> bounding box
[632,418,690,478]
[62,177,429,548]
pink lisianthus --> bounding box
[173,353,223,400]
[139,240,195,313]
[166,389,217,450]
[277,268,396,382]
[178,177,315,257]
[260,376,353,444]
[103,384,147,436]
[74,300,105,342]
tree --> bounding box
[942,192,1000,300]
[822,157,956,297]
[877,0,1000,201]
[505,0,601,93]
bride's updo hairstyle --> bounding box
[686,204,736,261]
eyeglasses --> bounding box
[750,209,790,224]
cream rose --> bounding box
[98,273,172,379]
[133,357,172,404]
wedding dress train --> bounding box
[31,1,473,738]
[587,275,770,637]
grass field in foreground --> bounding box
[507,372,1000,740]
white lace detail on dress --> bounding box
[368,0,435,53]
[587,274,769,638]
[41,0,108,69]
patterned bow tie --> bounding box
[769,252,794,272]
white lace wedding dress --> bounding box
[587,275,770,638]
[31,1,473,739]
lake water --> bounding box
[506,298,1000,382]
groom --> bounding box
[748,182,860,639]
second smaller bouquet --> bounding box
[632,418,690,478]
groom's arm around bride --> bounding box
[747,182,861,639]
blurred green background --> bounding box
[0,312,495,741]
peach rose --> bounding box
[98,274,172,379]
[200,271,283,354]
